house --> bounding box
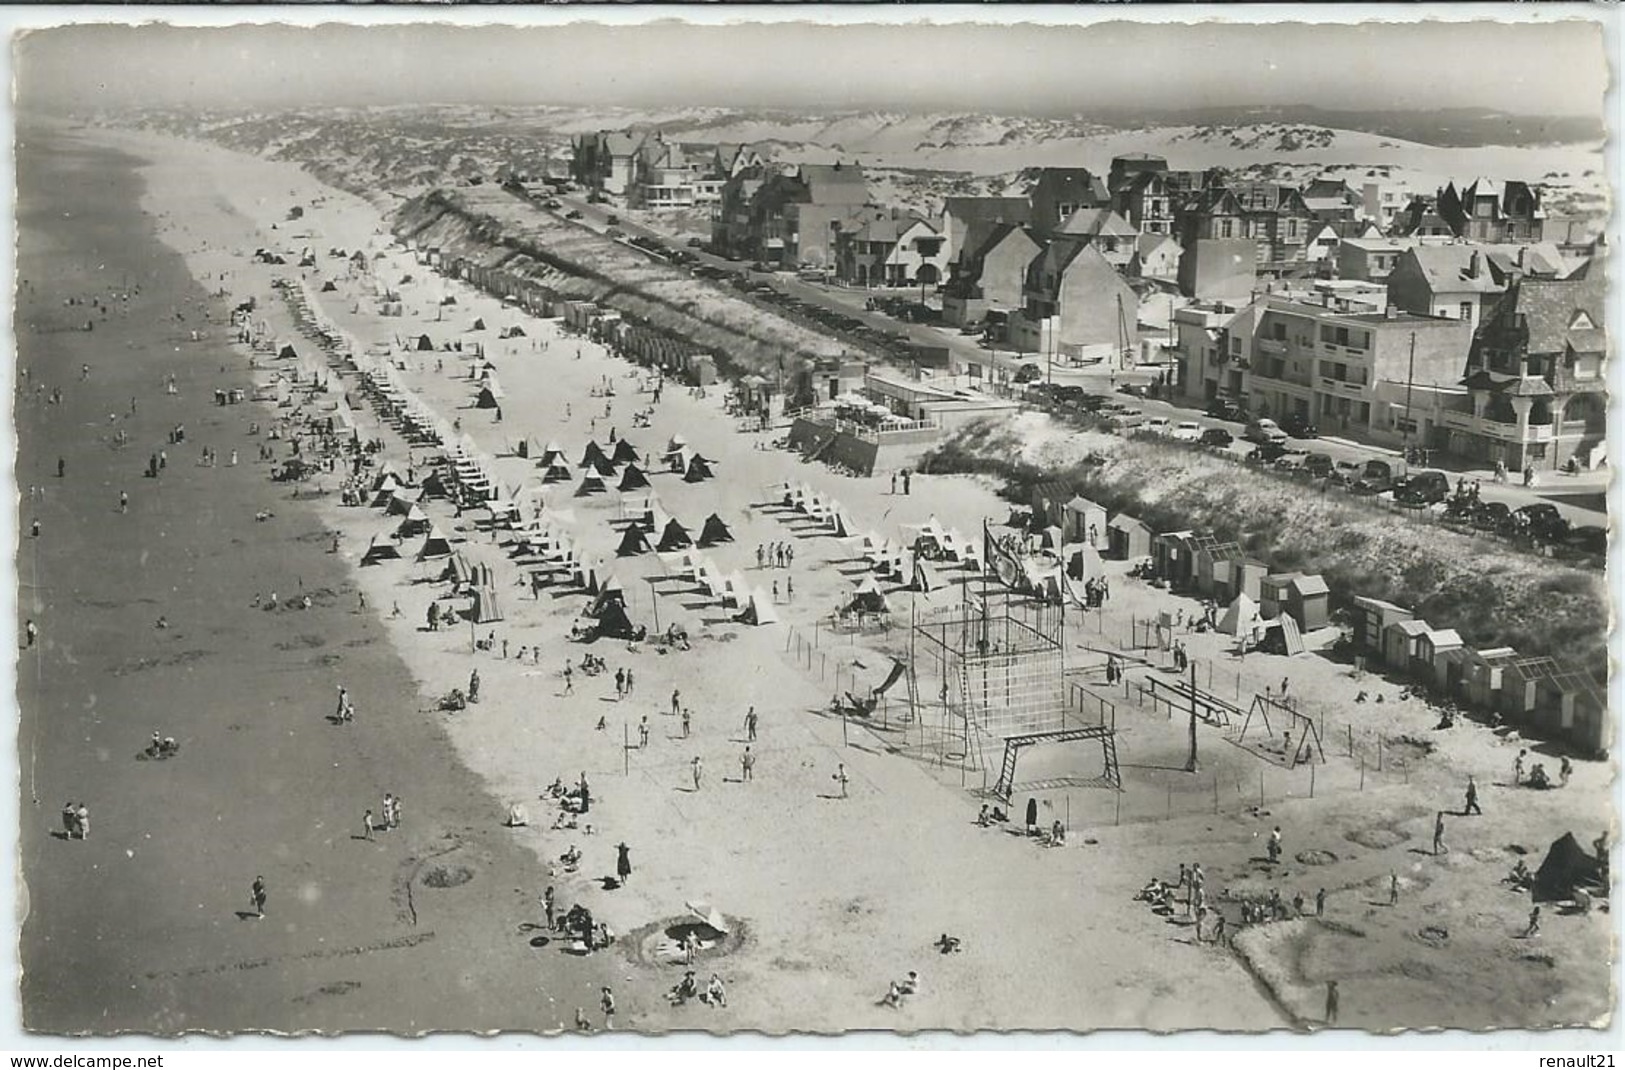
[1061,495,1108,548]
[1336,237,1412,283]
[1383,619,1430,671]
[940,196,1031,267]
[710,142,768,180]
[942,224,1044,328]
[1195,541,1242,597]
[835,212,948,287]
[1010,241,1140,363]
[1228,182,1318,269]
[1054,207,1140,271]
[1029,168,1111,237]
[1351,596,1412,657]
[1385,245,1508,333]
[571,130,643,196]
[1451,258,1607,469]
[1131,233,1182,281]
[1437,178,1545,243]
[1110,161,1178,236]
[1106,513,1152,560]
[1300,178,1364,226]
[1304,225,1341,266]
[711,170,768,259]
[1393,197,1455,239]
[1172,298,1256,405]
[1177,238,1258,301]
[713,161,873,268]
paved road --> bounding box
[535,188,1607,531]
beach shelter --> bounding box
[698,513,734,547]
[617,463,651,491]
[386,490,424,517]
[470,584,504,624]
[538,441,566,467]
[1062,495,1109,547]
[684,454,716,483]
[321,280,337,292]
[417,525,454,561]
[475,378,505,409]
[611,438,641,467]
[370,476,404,507]
[699,565,726,601]
[278,344,299,361]
[441,554,475,587]
[415,334,435,351]
[1064,543,1106,582]
[592,600,638,640]
[575,473,608,497]
[666,433,688,454]
[471,317,487,331]
[370,464,407,492]
[1217,592,1263,638]
[831,511,856,539]
[360,536,402,566]
[848,576,891,615]
[1039,525,1065,551]
[738,589,779,626]
[420,470,452,499]
[721,572,747,608]
[1534,833,1603,903]
[396,504,432,538]
[616,524,654,557]
[579,440,610,470]
[657,518,693,552]
[911,558,943,593]
[541,461,573,484]
[1256,613,1307,656]
[588,578,627,618]
[589,455,619,479]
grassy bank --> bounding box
[920,415,1607,683]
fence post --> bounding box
[1167,786,1172,819]
[1360,757,1366,791]
[1257,769,1264,809]
[1115,788,1121,826]
[1213,774,1219,814]
[1347,723,1354,758]
[1310,762,1316,799]
[1378,737,1384,772]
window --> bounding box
[1286,219,1299,239]
[1230,336,1241,356]
[1459,302,1473,322]
[1219,219,1234,239]
[1271,321,1287,341]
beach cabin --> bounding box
[1498,655,1559,722]
[1260,573,1331,632]
[1107,514,1152,560]
[1029,482,1072,531]
[1416,628,1464,690]
[1151,530,1198,589]
[1382,619,1429,671]
[1533,667,1610,758]
[1062,495,1108,549]
[1461,647,1519,712]
[1195,541,1241,598]
[1352,596,1412,657]
[1215,555,1268,605]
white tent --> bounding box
[1217,592,1263,638]
[740,589,779,625]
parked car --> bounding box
[1280,413,1320,439]
[543,198,562,210]
[1141,416,1172,435]
[1566,525,1606,555]
[1198,428,1233,449]
[1117,383,1147,398]
[1245,442,1290,466]
[1329,460,1363,487]
[604,227,625,240]
[1169,421,1203,442]
[1205,398,1247,422]
[1014,362,1043,384]
[1513,503,1570,542]
[1107,408,1146,430]
[687,236,705,248]
[564,209,583,220]
[1473,501,1512,533]
[1273,448,1311,474]
[1244,418,1289,446]
[1352,459,1395,495]
[1303,452,1334,479]
[604,213,620,225]
[1395,470,1450,506]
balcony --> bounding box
[1258,338,1287,356]
[1318,377,1368,396]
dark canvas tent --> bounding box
[617,464,650,491]
[684,454,716,483]
[698,513,733,547]
[736,588,778,626]
[471,317,487,331]
[594,600,639,640]
[278,344,299,361]
[1257,614,1307,656]
[360,537,401,566]
[417,526,454,561]
[611,438,640,466]
[588,580,627,618]
[846,576,891,615]
[503,325,527,338]
[575,473,607,497]
[441,554,475,586]
[395,505,432,538]
[320,280,337,292]
[541,461,573,484]
[416,334,435,351]
[1534,832,1603,903]
[475,386,503,409]
[657,518,693,552]
[580,441,609,469]
[590,456,619,478]
[616,525,653,557]
[420,470,452,499]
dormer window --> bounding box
[1570,310,1596,330]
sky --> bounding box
[13,15,1610,119]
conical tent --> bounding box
[595,600,639,640]
[579,441,609,469]
[611,438,640,466]
[657,518,693,552]
[1064,544,1105,582]
[666,433,688,452]
[849,576,891,614]
[442,554,475,586]
[831,512,855,539]
[590,456,619,478]
[1534,832,1603,903]
[912,558,943,593]
[588,580,627,618]
[396,504,432,538]
[1217,592,1262,637]
[575,474,607,497]
[698,513,734,547]
[371,465,406,491]
[538,441,565,466]
[371,478,403,507]
[471,317,486,331]
[416,334,434,351]
[738,589,779,625]
[616,525,653,557]
[618,464,650,491]
[684,455,716,483]
[417,525,454,560]
[278,344,299,360]
[541,461,573,484]
[360,536,401,566]
[470,585,504,623]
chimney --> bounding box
[1385,304,1398,320]
[1467,251,1481,279]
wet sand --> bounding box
[16,123,616,1034]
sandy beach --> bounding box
[19,118,1611,1036]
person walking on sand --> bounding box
[616,842,633,886]
[362,809,375,840]
[1560,755,1573,788]
[1324,981,1339,1026]
[119,490,129,514]
[834,763,850,798]
[1464,775,1482,815]
[1316,888,1327,917]
[756,544,765,570]
[1389,872,1400,906]
[1433,811,1446,856]
[543,885,556,929]
[599,986,615,1030]
[691,756,703,791]
[564,663,574,695]
[744,707,758,741]
[24,619,37,648]
[468,668,480,704]
[1522,905,1541,938]
[1268,826,1282,864]
[1514,749,1527,786]
[615,667,625,699]
[638,716,650,749]
[681,708,691,738]
[741,746,754,782]
[250,876,268,918]
[672,689,681,718]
